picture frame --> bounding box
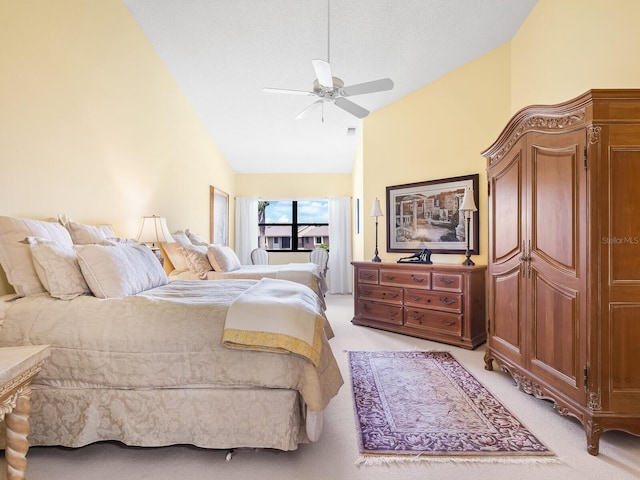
[209,186,229,246]
[386,174,479,254]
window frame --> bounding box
[259,200,328,252]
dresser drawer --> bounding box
[379,269,431,289]
[404,308,462,335]
[357,284,403,305]
[404,289,462,313]
[357,301,403,325]
[432,272,463,292]
[357,268,379,284]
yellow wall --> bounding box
[0,0,234,241]
[511,0,640,110]
[359,43,512,265]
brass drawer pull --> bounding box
[383,275,395,280]
[385,293,399,298]
[411,276,425,283]
[439,297,456,305]
[409,295,422,301]
[442,320,456,326]
[439,278,454,285]
[388,311,399,317]
[363,273,375,279]
[410,313,424,320]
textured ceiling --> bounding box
[123,0,538,174]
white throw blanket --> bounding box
[222,278,326,366]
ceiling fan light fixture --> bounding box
[261,0,393,120]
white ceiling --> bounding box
[123,0,538,174]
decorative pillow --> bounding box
[180,245,212,279]
[185,228,208,246]
[161,242,189,272]
[74,243,167,298]
[66,221,116,245]
[207,245,241,273]
[27,237,90,300]
[0,216,73,296]
[171,231,192,247]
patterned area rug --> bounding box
[349,351,556,465]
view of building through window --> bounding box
[258,200,329,251]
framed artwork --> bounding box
[209,186,229,246]
[386,174,479,254]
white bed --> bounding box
[0,279,343,450]
[0,216,343,450]
[161,233,327,296]
[168,262,324,295]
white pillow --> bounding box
[27,237,90,300]
[0,216,74,296]
[185,229,208,246]
[207,245,241,273]
[66,221,116,244]
[74,243,167,298]
[171,231,192,247]
[180,245,212,279]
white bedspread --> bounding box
[168,263,324,300]
[0,280,343,412]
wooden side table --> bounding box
[0,345,50,480]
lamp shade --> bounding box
[136,216,174,245]
[370,198,383,217]
[459,189,477,212]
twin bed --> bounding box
[0,216,343,451]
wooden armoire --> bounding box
[481,89,640,455]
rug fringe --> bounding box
[356,454,562,467]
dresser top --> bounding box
[352,261,486,272]
[0,345,50,385]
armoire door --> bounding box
[486,139,527,367]
[525,129,588,405]
[599,123,640,413]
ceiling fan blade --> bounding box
[334,97,369,118]
[295,100,323,120]
[312,59,333,88]
[341,78,394,97]
[262,87,315,96]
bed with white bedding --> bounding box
[168,262,324,295]
[0,279,343,450]
[161,233,327,296]
[0,216,343,451]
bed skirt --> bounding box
[14,385,316,451]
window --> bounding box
[258,200,329,252]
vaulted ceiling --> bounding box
[123,0,538,174]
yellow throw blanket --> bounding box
[222,278,327,367]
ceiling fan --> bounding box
[262,1,394,120]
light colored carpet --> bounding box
[8,294,640,480]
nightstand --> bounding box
[0,345,50,480]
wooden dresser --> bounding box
[481,89,640,455]
[351,262,486,349]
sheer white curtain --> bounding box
[328,197,353,294]
[235,197,258,265]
